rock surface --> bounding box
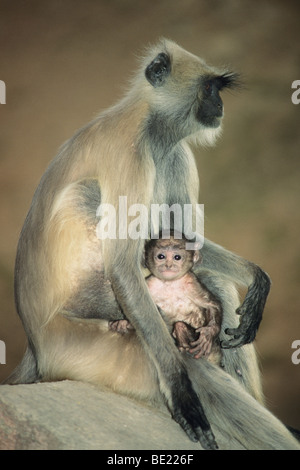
[0,380,243,450]
[0,380,198,450]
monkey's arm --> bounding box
[198,239,271,349]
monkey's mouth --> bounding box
[160,267,178,272]
[159,267,180,279]
[198,113,222,128]
[196,102,223,128]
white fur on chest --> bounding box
[146,275,206,327]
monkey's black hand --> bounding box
[221,268,271,349]
[171,371,218,450]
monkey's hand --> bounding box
[189,327,214,359]
[221,268,271,349]
[109,319,134,334]
[172,322,199,351]
[171,371,218,450]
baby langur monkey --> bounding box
[145,235,223,365]
[110,234,223,366]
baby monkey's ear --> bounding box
[193,249,202,265]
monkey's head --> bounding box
[145,235,200,282]
[141,39,240,147]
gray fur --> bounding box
[4,39,298,449]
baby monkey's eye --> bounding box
[174,254,182,261]
[157,253,165,260]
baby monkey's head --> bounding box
[145,234,200,281]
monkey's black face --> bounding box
[196,73,239,128]
[196,79,224,128]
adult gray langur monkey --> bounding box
[4,39,299,450]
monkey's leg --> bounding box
[107,253,218,450]
[37,310,216,449]
[200,239,271,348]
[64,271,126,322]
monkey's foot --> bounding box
[171,373,218,450]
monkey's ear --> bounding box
[193,250,202,265]
[145,53,171,87]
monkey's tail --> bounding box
[2,347,39,385]
[186,356,300,450]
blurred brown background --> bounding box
[0,0,299,429]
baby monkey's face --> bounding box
[151,245,194,281]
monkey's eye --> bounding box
[174,254,182,261]
[157,253,165,260]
